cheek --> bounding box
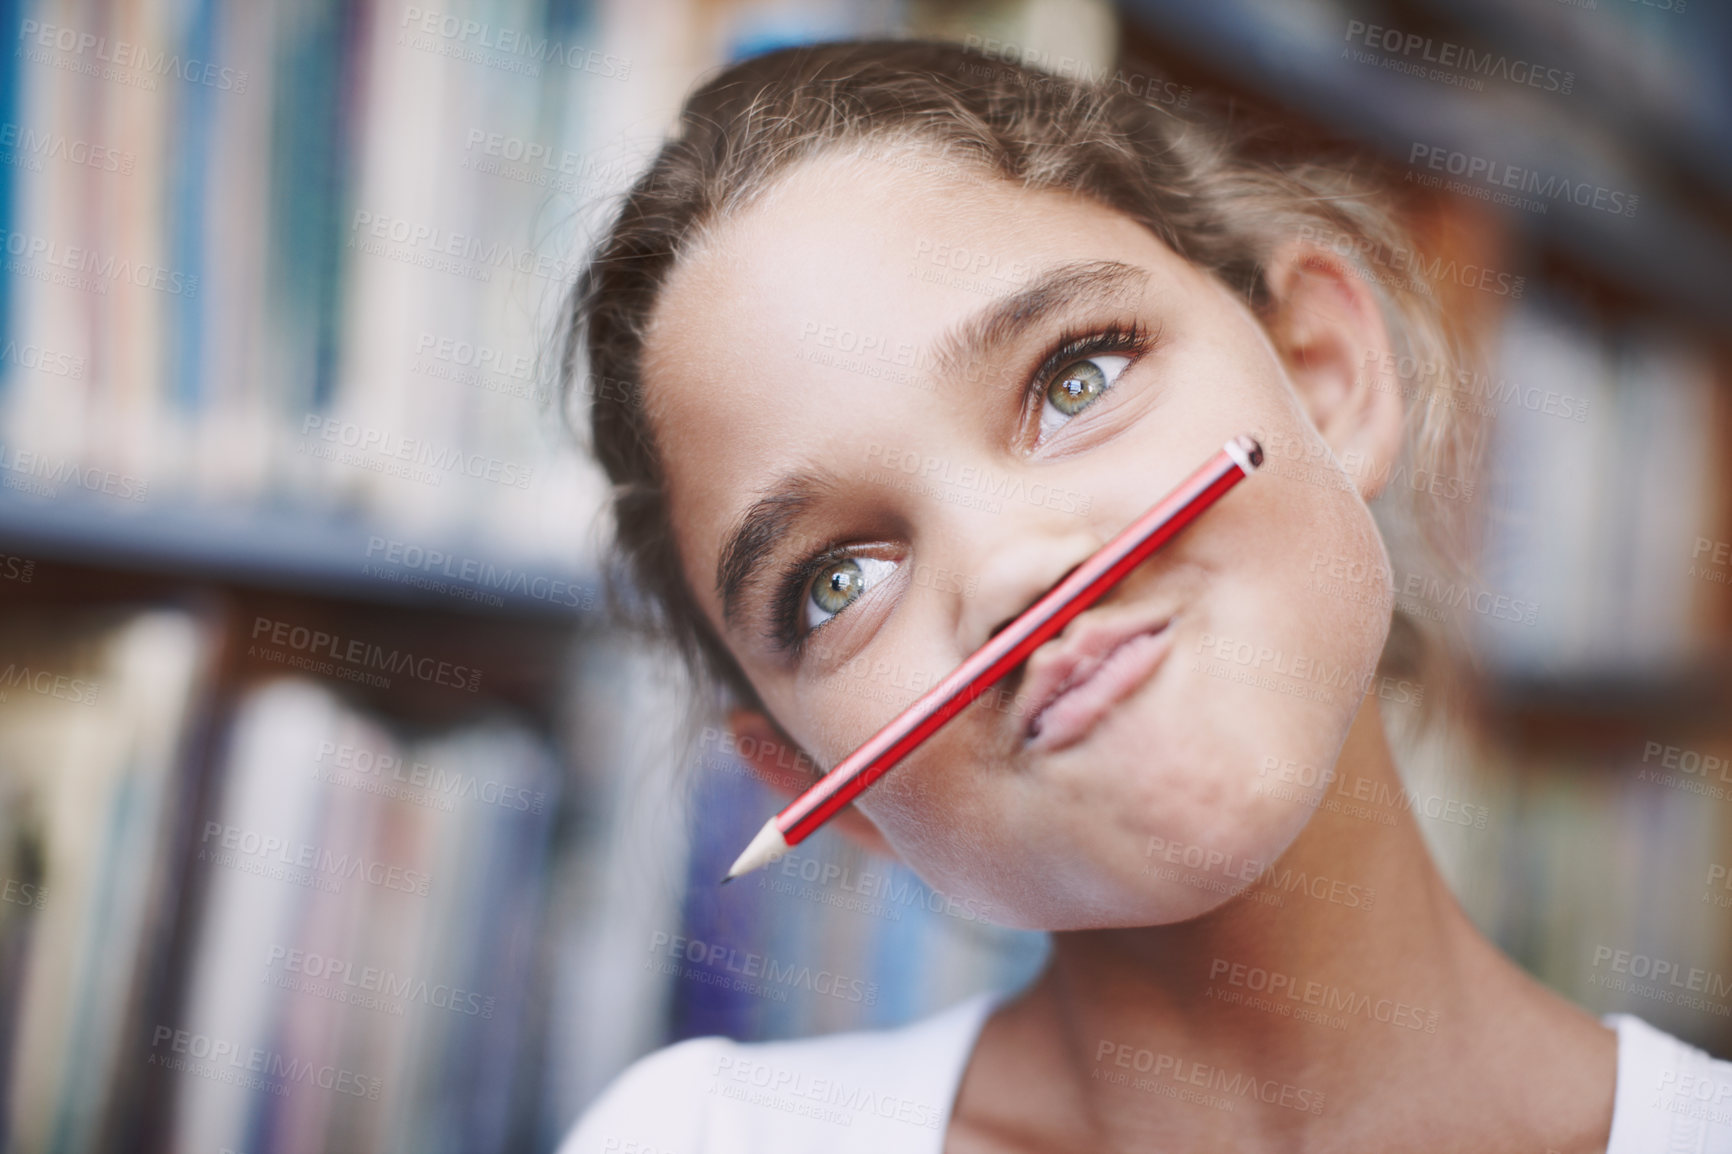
[1122,442,1394,900]
[997,500,1391,927]
[1192,451,1393,750]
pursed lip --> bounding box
[1017,606,1174,749]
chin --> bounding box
[891,712,1319,933]
[990,657,1376,929]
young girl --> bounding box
[557,39,1732,1153]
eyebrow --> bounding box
[714,258,1151,629]
[929,259,1150,383]
[717,472,837,630]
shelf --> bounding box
[1121,0,1732,331]
[1477,657,1732,747]
[0,491,601,620]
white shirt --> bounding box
[560,992,1732,1153]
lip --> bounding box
[1020,608,1174,753]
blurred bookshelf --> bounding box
[0,0,682,1149]
[0,494,599,617]
[0,1,1730,1152]
[1119,0,1732,330]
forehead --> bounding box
[639,146,1179,618]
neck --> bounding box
[961,700,1617,1152]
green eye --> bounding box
[812,558,864,613]
[1039,355,1129,439]
[803,555,895,632]
[1048,359,1109,415]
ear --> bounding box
[724,707,899,861]
[1261,240,1407,501]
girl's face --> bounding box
[641,147,1397,930]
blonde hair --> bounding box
[560,38,1484,726]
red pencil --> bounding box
[722,434,1264,882]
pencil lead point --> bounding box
[724,817,792,882]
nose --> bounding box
[957,518,1105,659]
[986,560,1083,640]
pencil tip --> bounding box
[724,817,792,883]
[718,872,733,886]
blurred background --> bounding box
[0,0,1729,1150]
